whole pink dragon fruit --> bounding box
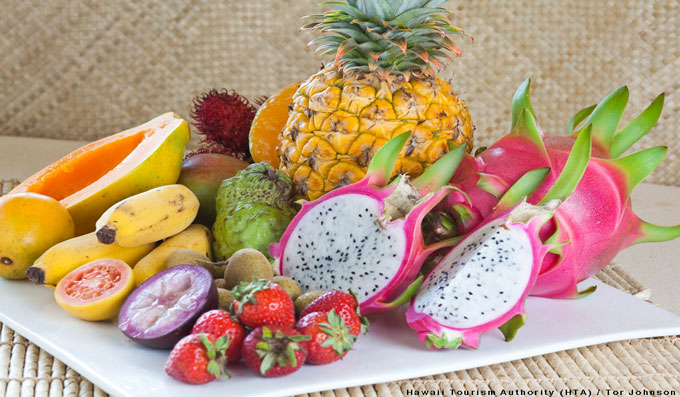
[443,80,680,298]
[407,169,558,349]
[270,132,466,315]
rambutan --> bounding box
[189,89,256,161]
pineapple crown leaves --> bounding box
[319,309,357,356]
[302,0,469,78]
[255,327,311,375]
[231,279,271,314]
[199,333,231,380]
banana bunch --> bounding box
[95,184,199,247]
[27,184,205,286]
[133,223,213,286]
[26,233,155,286]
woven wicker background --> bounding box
[1,0,679,186]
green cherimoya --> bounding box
[213,162,297,261]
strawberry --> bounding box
[296,309,356,365]
[164,334,230,385]
[191,310,245,364]
[231,279,296,328]
[241,325,310,377]
[300,290,369,336]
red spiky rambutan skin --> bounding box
[190,89,256,161]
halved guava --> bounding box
[118,265,217,349]
[55,258,135,321]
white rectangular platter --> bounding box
[2,278,680,397]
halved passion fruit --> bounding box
[55,258,135,321]
[118,265,217,349]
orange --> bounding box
[249,81,300,167]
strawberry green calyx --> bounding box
[231,279,270,314]
[319,310,356,356]
[498,314,525,342]
[199,334,231,380]
[348,290,370,334]
[366,132,410,187]
[256,326,310,375]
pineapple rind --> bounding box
[279,67,473,200]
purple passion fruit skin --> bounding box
[118,265,217,349]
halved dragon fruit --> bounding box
[440,80,680,298]
[407,169,556,349]
[271,132,466,315]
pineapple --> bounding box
[279,0,474,200]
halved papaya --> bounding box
[11,113,190,235]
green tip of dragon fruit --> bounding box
[498,314,526,342]
[610,93,665,157]
[366,131,411,187]
[577,85,629,154]
[412,144,467,194]
[606,146,667,196]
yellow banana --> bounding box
[95,184,199,247]
[133,224,212,286]
[26,232,155,286]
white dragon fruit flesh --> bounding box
[407,182,558,350]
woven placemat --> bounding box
[0,178,677,396]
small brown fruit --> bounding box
[223,248,273,289]
[271,276,302,301]
[214,278,227,289]
[217,288,234,311]
[294,290,325,314]
[165,249,226,279]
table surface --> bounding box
[2,135,679,316]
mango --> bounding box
[0,193,75,279]
[178,153,249,225]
